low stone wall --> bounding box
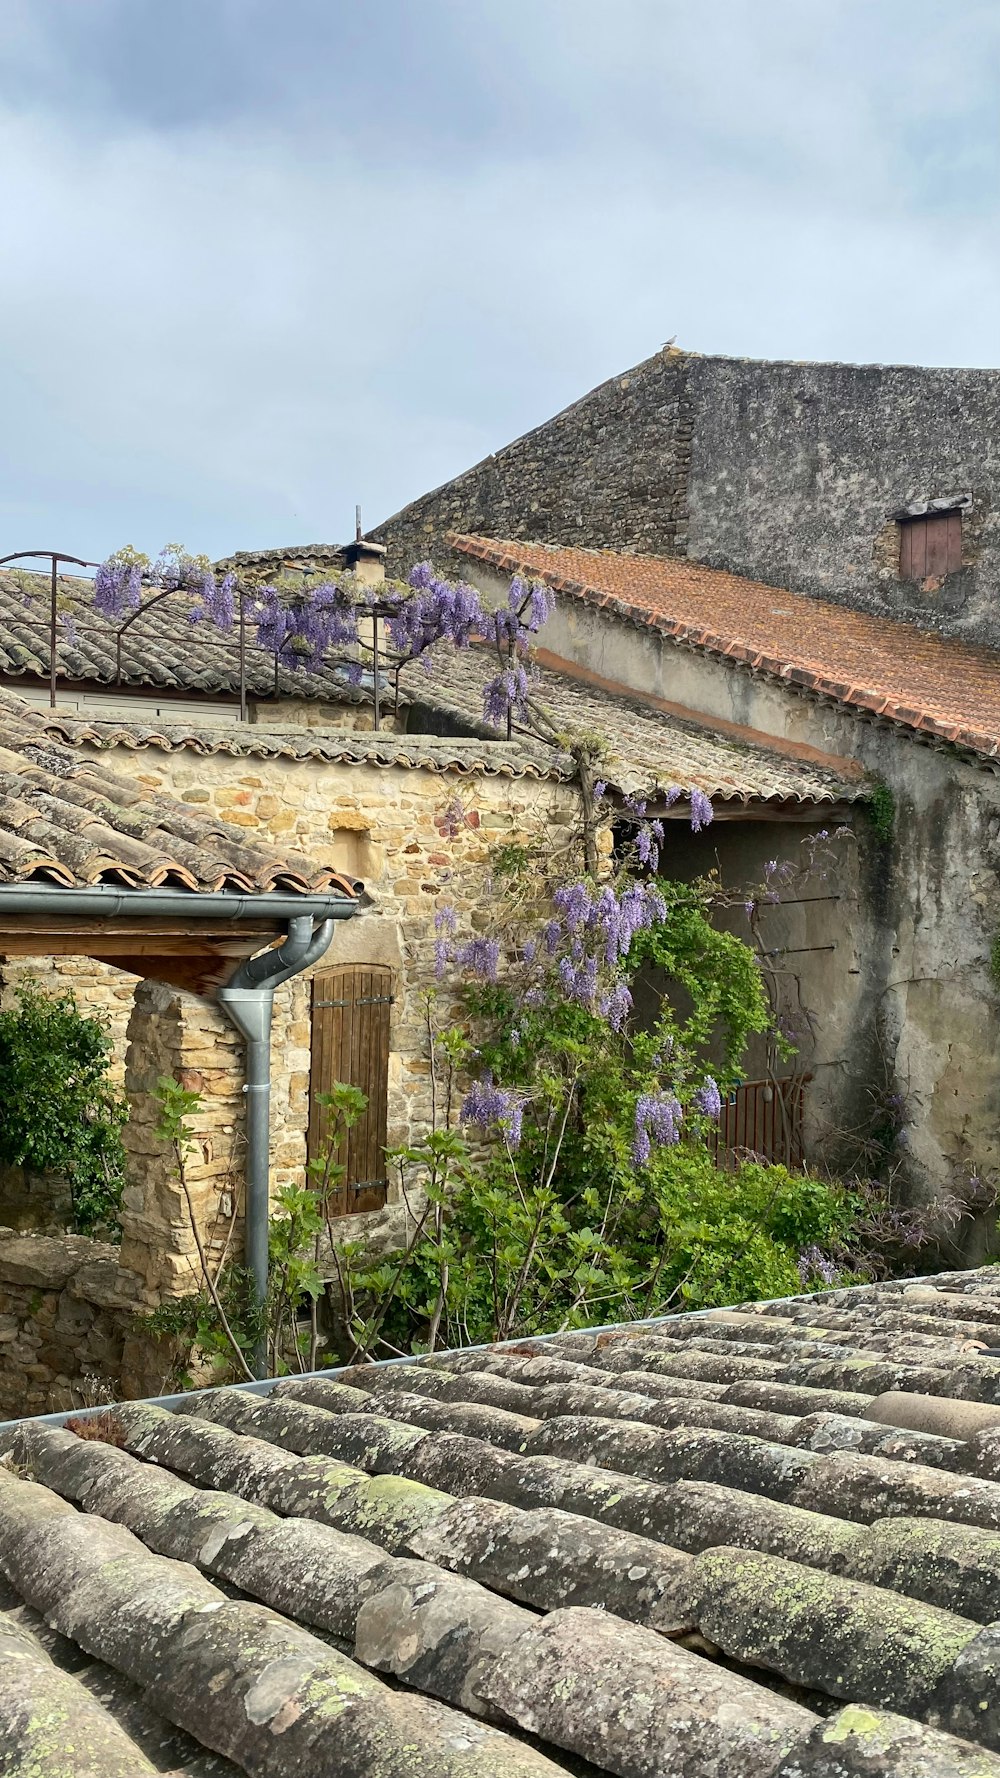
[0,1231,172,1421]
[0,1164,73,1236]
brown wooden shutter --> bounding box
[308,964,393,1215]
[900,512,962,579]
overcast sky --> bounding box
[2,0,999,562]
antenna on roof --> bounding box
[355,504,363,542]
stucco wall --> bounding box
[684,355,1000,645]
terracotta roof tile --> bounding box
[453,534,1000,763]
[0,690,357,895]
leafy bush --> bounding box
[0,983,127,1236]
[341,1124,856,1358]
[335,868,855,1360]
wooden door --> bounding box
[307,964,393,1215]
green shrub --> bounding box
[0,983,127,1236]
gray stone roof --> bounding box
[5,1265,1000,1772]
[411,646,868,810]
[22,706,573,781]
[0,690,359,894]
[0,569,361,702]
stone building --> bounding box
[0,550,857,1413]
[372,345,1000,647]
[441,532,1000,1244]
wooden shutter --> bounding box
[900,512,962,580]
[308,965,393,1215]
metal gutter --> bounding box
[0,883,358,921]
[218,917,338,1373]
[0,878,358,1380]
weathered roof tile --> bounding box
[452,533,1000,766]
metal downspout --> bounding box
[217,917,337,1375]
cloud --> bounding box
[1,1,999,560]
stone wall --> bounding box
[372,347,692,581]
[7,739,582,1221]
[0,1231,170,1421]
[119,980,247,1304]
[374,347,1000,648]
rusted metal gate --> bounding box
[307,965,393,1215]
[712,1076,810,1171]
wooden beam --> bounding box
[0,917,281,944]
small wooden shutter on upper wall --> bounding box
[308,964,393,1215]
[900,511,962,580]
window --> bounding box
[307,964,393,1214]
[900,510,962,580]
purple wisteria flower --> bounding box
[797,1246,837,1287]
[632,1092,682,1167]
[593,780,607,800]
[693,1076,722,1120]
[460,1073,525,1148]
[454,935,501,982]
[94,552,144,617]
[387,566,483,659]
[690,788,714,833]
[482,662,530,728]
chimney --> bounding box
[343,504,386,588]
[343,536,386,587]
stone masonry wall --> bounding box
[119,980,247,1306]
[0,1231,172,1421]
[372,347,692,582]
[374,347,1000,648]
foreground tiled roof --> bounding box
[453,533,1000,766]
[17,706,572,782]
[6,1267,1000,1772]
[412,644,866,809]
[9,658,866,812]
[0,690,358,893]
[0,570,361,702]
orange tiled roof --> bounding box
[451,534,1000,763]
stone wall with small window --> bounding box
[375,347,1000,647]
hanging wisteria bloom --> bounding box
[460,1074,525,1149]
[632,1092,683,1167]
[690,788,714,832]
[386,565,484,664]
[693,1077,722,1120]
[483,662,530,728]
[251,580,358,667]
[797,1245,837,1287]
[94,547,146,617]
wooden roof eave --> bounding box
[0,909,289,996]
